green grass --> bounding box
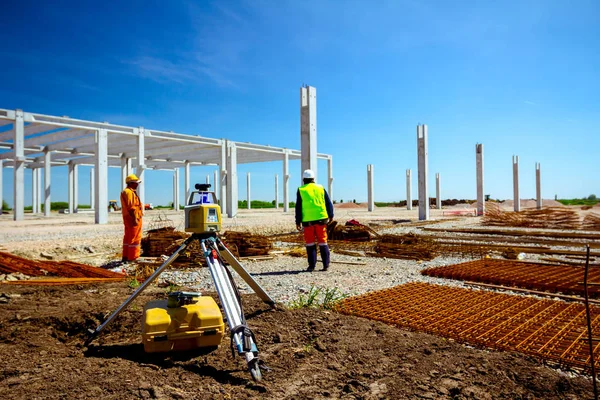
[238,200,295,209]
[558,199,599,206]
[288,286,348,310]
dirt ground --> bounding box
[0,283,593,400]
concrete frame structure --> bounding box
[476,144,484,216]
[283,151,289,212]
[406,169,412,211]
[417,125,429,221]
[513,155,520,212]
[0,103,332,223]
[435,173,441,210]
[367,164,374,212]
[536,162,542,210]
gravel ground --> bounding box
[0,206,593,306]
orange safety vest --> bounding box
[120,187,143,225]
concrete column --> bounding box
[367,164,374,212]
[175,168,180,211]
[327,157,333,201]
[0,160,3,215]
[206,174,210,185]
[300,85,317,182]
[36,168,42,214]
[275,174,279,209]
[73,163,79,213]
[226,142,238,218]
[136,127,146,206]
[68,161,75,214]
[536,162,542,210]
[90,167,95,210]
[417,124,429,221]
[184,161,191,203]
[120,154,127,190]
[247,172,251,209]
[172,170,178,211]
[283,150,290,212]
[213,170,218,196]
[220,140,227,215]
[95,129,108,224]
[406,169,412,210]
[476,144,484,216]
[513,155,520,212]
[44,149,51,217]
[32,168,38,214]
[436,173,441,210]
[14,109,25,221]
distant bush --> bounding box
[558,198,599,206]
[238,200,295,209]
[2,200,10,211]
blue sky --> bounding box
[1,0,598,207]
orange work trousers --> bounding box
[302,223,328,246]
[122,221,142,261]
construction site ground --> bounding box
[0,204,598,399]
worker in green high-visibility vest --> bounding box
[295,169,334,272]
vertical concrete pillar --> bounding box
[136,127,146,206]
[220,140,227,215]
[300,85,317,182]
[513,155,520,212]
[436,173,441,210]
[226,142,238,218]
[90,167,95,210]
[14,109,25,221]
[184,161,191,202]
[247,172,251,209]
[206,174,210,185]
[213,170,218,196]
[172,169,180,211]
[120,154,127,190]
[36,168,42,214]
[367,164,374,212]
[536,162,542,210]
[32,168,38,214]
[406,169,412,210]
[417,124,429,221]
[44,149,51,217]
[283,150,290,212]
[275,174,279,209]
[95,129,108,224]
[327,157,333,201]
[68,161,75,214]
[0,160,3,215]
[476,144,484,216]
[73,164,79,213]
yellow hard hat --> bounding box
[126,174,141,184]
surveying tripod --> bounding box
[84,232,276,381]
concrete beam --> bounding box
[476,144,484,216]
[513,155,520,212]
[300,85,317,183]
[95,129,108,224]
[367,164,374,212]
[417,125,429,221]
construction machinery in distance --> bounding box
[85,183,276,381]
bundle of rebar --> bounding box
[327,221,373,241]
[141,227,189,257]
[368,233,437,260]
[483,203,580,229]
[583,213,600,231]
[221,231,273,257]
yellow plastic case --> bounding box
[184,204,222,233]
[142,296,225,353]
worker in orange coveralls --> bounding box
[121,174,143,262]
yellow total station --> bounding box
[184,183,222,234]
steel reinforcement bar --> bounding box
[422,259,600,297]
[335,282,600,372]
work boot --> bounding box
[306,245,317,272]
[319,244,331,271]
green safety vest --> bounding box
[299,183,329,222]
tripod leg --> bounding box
[84,235,194,346]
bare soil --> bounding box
[0,283,593,400]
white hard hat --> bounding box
[302,169,315,179]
